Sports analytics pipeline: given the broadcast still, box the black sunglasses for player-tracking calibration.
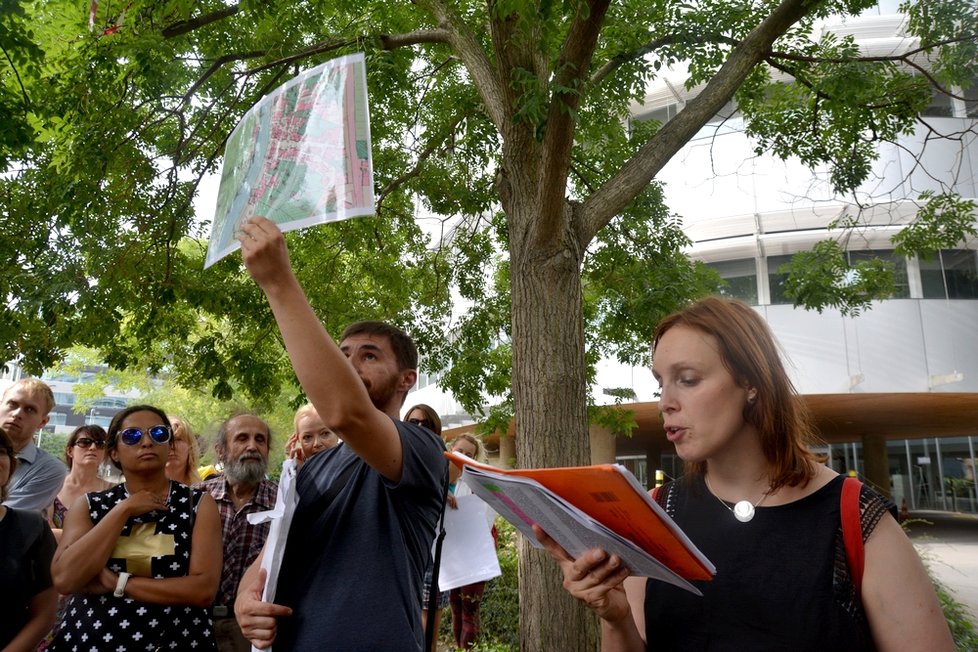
[74,438,106,449]
[407,417,433,429]
[119,425,172,446]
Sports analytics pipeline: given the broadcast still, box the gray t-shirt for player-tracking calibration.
[274,419,447,651]
[4,441,67,511]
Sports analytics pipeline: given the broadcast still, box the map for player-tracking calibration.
[205,53,374,268]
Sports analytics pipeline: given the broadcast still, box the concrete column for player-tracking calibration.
[862,432,891,499]
[589,426,616,465]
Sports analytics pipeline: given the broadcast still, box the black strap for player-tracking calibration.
[424,470,449,652]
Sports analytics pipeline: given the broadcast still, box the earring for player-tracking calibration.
[747,390,757,404]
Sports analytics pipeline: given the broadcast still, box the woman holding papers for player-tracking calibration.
[49,405,222,652]
[537,297,952,651]
[446,434,497,649]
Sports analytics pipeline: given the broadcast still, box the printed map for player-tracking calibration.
[206,53,373,268]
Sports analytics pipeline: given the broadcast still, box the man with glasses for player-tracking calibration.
[196,414,277,652]
[0,379,66,510]
[234,216,447,652]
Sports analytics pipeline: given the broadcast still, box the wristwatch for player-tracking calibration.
[114,571,132,598]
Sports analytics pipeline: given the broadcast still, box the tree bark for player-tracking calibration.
[507,191,600,650]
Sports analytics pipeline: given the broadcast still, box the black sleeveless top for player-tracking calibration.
[646,474,890,651]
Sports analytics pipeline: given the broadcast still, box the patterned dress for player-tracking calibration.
[51,482,216,652]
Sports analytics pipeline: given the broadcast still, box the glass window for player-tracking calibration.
[920,249,978,299]
[53,392,74,406]
[47,412,68,426]
[767,254,795,304]
[708,259,758,305]
[965,75,978,118]
[922,90,954,117]
[847,249,910,299]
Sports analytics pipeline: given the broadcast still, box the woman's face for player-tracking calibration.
[407,410,434,430]
[297,412,338,460]
[451,438,478,458]
[652,325,754,464]
[450,438,478,483]
[68,433,106,469]
[111,410,171,474]
[166,429,191,477]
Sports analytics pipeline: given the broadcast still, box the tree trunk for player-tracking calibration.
[508,196,600,651]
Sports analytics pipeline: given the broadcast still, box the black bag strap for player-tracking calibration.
[424,468,450,652]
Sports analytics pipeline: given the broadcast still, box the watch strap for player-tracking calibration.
[114,571,132,598]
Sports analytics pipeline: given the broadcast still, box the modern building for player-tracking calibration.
[415,3,978,513]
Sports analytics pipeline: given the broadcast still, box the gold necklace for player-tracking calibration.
[704,474,771,523]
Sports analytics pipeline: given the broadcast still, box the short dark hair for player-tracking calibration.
[340,321,418,371]
[215,413,271,460]
[105,405,172,470]
[0,427,18,502]
[65,424,109,469]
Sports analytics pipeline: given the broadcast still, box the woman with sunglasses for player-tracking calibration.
[49,405,222,652]
[47,424,113,542]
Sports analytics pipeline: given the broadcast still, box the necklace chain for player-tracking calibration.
[704,474,770,523]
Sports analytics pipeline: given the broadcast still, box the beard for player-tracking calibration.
[362,373,401,410]
[223,452,267,487]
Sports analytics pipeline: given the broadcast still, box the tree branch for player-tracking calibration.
[161,5,242,39]
[182,50,267,104]
[0,43,31,113]
[580,0,815,243]
[243,29,450,76]
[538,0,611,248]
[376,112,467,212]
[591,34,740,87]
[417,0,509,138]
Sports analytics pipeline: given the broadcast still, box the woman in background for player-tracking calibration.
[446,434,497,650]
[49,424,113,541]
[166,415,202,486]
[289,403,340,466]
[0,427,57,651]
[50,405,222,651]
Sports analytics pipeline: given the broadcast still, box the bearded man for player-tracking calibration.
[196,414,277,652]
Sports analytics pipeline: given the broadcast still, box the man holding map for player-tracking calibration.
[232,216,447,650]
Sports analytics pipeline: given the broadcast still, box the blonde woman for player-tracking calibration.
[166,416,202,486]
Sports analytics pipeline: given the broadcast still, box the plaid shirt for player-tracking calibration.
[196,475,278,608]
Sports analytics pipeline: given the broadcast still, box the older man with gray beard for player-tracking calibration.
[196,414,277,652]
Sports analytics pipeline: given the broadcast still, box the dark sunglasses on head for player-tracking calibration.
[74,438,106,449]
[119,425,172,446]
[407,418,433,429]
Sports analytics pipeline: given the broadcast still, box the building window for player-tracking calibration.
[767,254,795,304]
[920,249,978,299]
[48,412,68,426]
[847,250,910,299]
[708,259,758,305]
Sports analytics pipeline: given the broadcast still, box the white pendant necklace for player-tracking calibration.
[704,474,770,523]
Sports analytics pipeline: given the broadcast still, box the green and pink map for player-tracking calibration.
[206,53,373,268]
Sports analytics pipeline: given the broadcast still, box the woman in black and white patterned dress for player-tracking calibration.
[50,405,222,652]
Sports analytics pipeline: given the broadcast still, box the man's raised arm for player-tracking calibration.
[238,216,405,481]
